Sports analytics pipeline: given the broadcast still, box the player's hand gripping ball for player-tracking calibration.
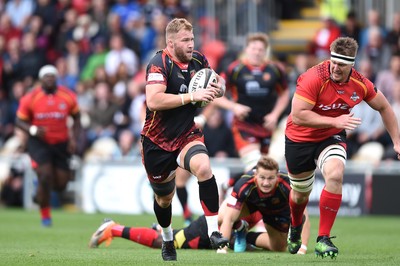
[188,68,218,107]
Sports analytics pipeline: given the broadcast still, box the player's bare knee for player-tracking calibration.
[325,174,343,193]
[53,182,68,192]
[156,197,173,208]
[291,190,309,204]
[325,169,343,183]
[323,161,344,191]
[154,191,174,208]
[38,175,51,188]
[193,163,212,180]
[272,241,287,252]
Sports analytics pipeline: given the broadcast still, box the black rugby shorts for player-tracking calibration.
[285,131,346,175]
[141,136,179,183]
[27,137,71,170]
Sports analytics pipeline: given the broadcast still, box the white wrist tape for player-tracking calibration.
[29,125,38,136]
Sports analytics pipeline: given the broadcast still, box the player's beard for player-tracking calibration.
[175,46,192,63]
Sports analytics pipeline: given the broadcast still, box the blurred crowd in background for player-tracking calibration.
[1,0,400,207]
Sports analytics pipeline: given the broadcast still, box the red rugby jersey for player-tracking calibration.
[286,60,377,143]
[17,86,79,144]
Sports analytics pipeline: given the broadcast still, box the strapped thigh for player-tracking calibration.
[181,144,208,171]
[317,144,347,174]
[289,172,315,193]
[150,177,176,197]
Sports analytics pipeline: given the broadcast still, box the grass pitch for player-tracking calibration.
[0,208,399,266]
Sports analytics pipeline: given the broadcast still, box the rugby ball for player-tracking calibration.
[188,68,218,107]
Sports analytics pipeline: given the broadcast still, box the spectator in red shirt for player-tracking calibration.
[308,17,341,61]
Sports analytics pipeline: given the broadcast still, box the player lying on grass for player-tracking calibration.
[88,211,308,254]
[89,214,238,250]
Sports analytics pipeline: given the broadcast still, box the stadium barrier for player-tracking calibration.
[370,173,400,215]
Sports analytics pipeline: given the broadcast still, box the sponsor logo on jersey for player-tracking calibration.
[148,73,164,82]
[179,84,188,94]
[59,103,66,110]
[350,92,360,101]
[271,197,280,205]
[332,135,342,141]
[317,103,350,111]
[35,112,66,120]
[243,74,254,80]
[149,64,162,73]
[263,73,271,81]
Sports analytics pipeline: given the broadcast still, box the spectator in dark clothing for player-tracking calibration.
[53,7,78,54]
[0,90,12,144]
[89,0,109,36]
[340,10,362,44]
[105,13,141,60]
[386,12,400,54]
[158,0,190,20]
[0,166,24,207]
[32,0,57,37]
[2,37,22,92]
[86,82,120,145]
[3,81,26,142]
[203,108,237,158]
[19,32,46,87]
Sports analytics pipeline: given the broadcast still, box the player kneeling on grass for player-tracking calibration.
[218,155,310,254]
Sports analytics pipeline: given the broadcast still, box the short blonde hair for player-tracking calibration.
[256,155,279,171]
[246,32,269,48]
[165,18,193,41]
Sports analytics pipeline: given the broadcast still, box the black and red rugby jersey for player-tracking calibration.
[228,172,291,217]
[142,49,211,151]
[225,59,288,124]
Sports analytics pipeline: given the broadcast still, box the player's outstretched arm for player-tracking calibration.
[218,204,241,253]
[298,208,311,255]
